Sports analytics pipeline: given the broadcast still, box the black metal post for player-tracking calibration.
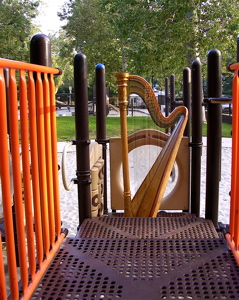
[191,59,203,217]
[74,53,92,226]
[182,67,191,138]
[182,67,191,213]
[131,98,134,116]
[237,35,239,63]
[205,49,222,226]
[165,77,169,117]
[30,34,52,67]
[95,63,109,215]
[170,74,175,132]
[170,74,175,113]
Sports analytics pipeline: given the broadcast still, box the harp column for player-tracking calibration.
[115,72,133,217]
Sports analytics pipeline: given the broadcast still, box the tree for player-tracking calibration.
[101,0,239,90]
[58,0,239,93]
[0,0,40,61]
[48,30,75,93]
[58,0,122,93]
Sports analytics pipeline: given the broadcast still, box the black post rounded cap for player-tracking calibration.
[74,53,87,61]
[30,34,52,66]
[96,63,105,69]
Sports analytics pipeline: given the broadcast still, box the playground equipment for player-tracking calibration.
[0,34,67,299]
[1,34,239,299]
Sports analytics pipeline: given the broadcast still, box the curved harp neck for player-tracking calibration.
[128,75,188,127]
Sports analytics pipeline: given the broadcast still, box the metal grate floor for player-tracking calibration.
[32,237,239,300]
[111,212,196,218]
[77,216,219,239]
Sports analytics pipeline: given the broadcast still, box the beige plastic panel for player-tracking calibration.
[110,129,189,211]
[89,142,102,169]
[89,142,104,217]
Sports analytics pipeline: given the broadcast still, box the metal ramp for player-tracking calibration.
[31,214,239,300]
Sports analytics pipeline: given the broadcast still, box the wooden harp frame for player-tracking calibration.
[115,72,188,217]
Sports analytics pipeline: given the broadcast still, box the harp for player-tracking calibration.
[115,72,188,217]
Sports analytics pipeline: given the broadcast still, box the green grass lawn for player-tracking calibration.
[57,116,232,141]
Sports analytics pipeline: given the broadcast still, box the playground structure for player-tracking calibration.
[0,34,239,299]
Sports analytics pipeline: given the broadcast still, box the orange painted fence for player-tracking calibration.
[0,58,67,299]
[226,62,239,265]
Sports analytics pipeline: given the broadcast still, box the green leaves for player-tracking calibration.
[56,0,239,94]
[0,0,40,60]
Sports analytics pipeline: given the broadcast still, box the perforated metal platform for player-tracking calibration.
[111,212,196,218]
[31,237,239,299]
[77,216,219,239]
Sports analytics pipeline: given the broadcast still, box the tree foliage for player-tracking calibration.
[58,0,239,92]
[101,0,239,83]
[0,0,40,60]
[49,30,75,93]
[58,0,122,90]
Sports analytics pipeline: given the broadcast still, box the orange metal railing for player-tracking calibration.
[0,58,67,299]
[226,62,239,265]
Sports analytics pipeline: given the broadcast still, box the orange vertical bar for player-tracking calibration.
[36,72,50,256]
[0,233,7,300]
[43,73,55,245]
[28,71,44,266]
[0,68,19,299]
[49,74,61,236]
[231,72,239,247]
[19,70,36,280]
[225,234,239,265]
[234,72,239,249]
[226,64,239,265]
[9,68,29,292]
[230,73,237,238]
